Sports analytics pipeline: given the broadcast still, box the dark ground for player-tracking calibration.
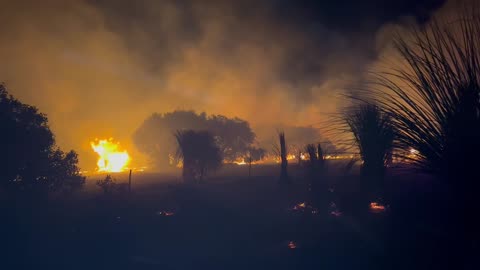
[1,162,473,269]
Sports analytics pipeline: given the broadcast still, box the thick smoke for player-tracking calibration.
[0,0,444,169]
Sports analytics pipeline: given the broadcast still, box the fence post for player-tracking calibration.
[128,169,132,193]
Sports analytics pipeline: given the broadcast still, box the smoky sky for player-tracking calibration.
[0,0,445,169]
[89,0,444,91]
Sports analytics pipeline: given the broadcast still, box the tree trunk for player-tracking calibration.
[279,132,289,183]
[182,158,195,183]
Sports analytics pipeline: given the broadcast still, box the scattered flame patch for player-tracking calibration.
[290,202,318,214]
[91,138,131,172]
[234,158,247,165]
[293,202,306,210]
[370,202,387,213]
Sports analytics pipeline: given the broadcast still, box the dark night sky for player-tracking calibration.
[0,0,447,168]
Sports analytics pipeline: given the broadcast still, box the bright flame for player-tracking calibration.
[234,158,247,165]
[91,138,131,172]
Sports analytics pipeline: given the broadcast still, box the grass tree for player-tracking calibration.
[305,144,318,171]
[305,143,327,176]
[343,103,394,201]
[175,130,222,183]
[365,5,480,249]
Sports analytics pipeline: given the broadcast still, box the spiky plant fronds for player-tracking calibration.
[364,6,480,251]
[367,6,480,192]
[306,144,317,166]
[175,130,222,183]
[344,104,394,179]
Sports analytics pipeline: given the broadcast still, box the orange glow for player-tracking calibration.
[90,138,131,172]
[234,158,247,165]
[290,202,318,214]
[293,202,306,210]
[406,148,420,161]
[370,202,386,213]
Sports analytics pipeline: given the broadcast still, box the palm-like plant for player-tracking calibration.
[306,144,318,169]
[370,8,480,199]
[343,104,394,198]
[175,130,222,183]
[366,6,480,250]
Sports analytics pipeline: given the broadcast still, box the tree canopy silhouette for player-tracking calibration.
[133,110,256,168]
[0,84,84,194]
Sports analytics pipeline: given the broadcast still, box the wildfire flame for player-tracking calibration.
[369,202,387,213]
[91,138,131,172]
[234,158,247,165]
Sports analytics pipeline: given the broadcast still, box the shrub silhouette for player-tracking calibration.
[96,174,117,194]
[0,84,85,195]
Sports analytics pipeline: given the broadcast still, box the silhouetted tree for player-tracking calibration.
[0,84,85,195]
[133,110,256,168]
[343,104,394,201]
[175,130,222,183]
